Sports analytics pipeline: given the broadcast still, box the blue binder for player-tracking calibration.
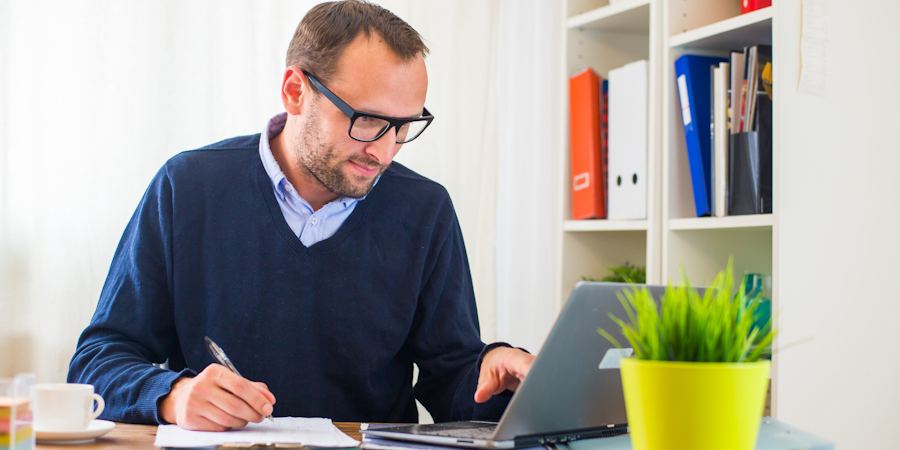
[674,55,727,217]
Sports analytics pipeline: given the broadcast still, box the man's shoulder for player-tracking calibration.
[381,162,446,194]
[164,134,261,175]
[196,134,261,151]
[375,162,458,220]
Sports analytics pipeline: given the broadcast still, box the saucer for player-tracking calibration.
[35,420,116,444]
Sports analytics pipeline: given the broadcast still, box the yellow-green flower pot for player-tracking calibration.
[620,358,770,450]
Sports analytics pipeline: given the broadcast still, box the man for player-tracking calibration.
[68,0,534,432]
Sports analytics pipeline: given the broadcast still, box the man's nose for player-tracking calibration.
[364,126,401,165]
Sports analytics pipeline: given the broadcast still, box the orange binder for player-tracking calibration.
[569,68,606,219]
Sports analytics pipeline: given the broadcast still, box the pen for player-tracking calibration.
[204,336,275,423]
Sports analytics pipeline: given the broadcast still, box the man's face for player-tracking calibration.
[290,33,428,199]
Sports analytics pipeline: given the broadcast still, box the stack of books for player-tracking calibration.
[675,45,773,218]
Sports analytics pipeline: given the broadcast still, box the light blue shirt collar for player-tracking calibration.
[258,113,370,245]
[258,112,362,208]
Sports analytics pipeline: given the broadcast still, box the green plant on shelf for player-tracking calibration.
[582,261,646,284]
[598,259,776,363]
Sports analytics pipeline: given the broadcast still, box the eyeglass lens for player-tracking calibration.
[351,115,429,144]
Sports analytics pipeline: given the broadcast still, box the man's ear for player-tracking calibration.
[281,66,310,115]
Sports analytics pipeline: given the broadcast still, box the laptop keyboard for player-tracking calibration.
[414,422,498,439]
[422,426,497,439]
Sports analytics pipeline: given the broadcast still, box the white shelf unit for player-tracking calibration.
[661,0,776,300]
[661,0,779,416]
[559,0,780,415]
[559,0,663,306]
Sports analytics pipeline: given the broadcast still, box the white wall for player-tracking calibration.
[777,0,900,448]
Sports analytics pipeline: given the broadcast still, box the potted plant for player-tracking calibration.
[598,261,775,450]
[582,261,647,284]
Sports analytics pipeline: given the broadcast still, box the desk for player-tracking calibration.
[35,422,364,450]
[35,420,833,450]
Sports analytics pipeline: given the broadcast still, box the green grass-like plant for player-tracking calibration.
[582,261,646,284]
[598,260,776,363]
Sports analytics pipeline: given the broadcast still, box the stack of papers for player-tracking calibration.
[154,417,360,448]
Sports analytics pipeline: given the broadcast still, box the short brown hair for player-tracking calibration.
[286,0,429,84]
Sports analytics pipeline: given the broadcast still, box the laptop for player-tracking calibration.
[363,282,676,449]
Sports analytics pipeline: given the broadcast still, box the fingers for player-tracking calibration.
[169,364,276,431]
[474,347,536,403]
[179,410,236,432]
[192,396,250,430]
[204,381,266,424]
[474,370,521,403]
[253,381,277,406]
[474,376,499,403]
[503,350,535,380]
[206,367,274,420]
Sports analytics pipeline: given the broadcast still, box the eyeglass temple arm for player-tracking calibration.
[302,71,357,118]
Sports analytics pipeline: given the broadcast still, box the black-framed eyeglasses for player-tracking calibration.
[303,71,434,144]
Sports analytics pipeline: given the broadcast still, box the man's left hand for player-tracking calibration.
[474,347,535,403]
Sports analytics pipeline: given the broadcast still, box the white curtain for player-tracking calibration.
[387,0,501,344]
[495,0,563,353]
[0,0,502,391]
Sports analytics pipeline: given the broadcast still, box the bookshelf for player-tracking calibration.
[560,0,779,415]
[559,0,662,307]
[660,1,776,313]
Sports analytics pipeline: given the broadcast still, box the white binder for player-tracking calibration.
[607,60,648,220]
[714,62,730,217]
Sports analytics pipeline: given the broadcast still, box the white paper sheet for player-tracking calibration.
[154,417,360,448]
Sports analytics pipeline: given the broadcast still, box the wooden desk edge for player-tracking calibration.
[36,422,365,450]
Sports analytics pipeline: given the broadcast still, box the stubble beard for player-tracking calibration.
[292,102,387,199]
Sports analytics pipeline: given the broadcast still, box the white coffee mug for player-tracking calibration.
[33,383,105,431]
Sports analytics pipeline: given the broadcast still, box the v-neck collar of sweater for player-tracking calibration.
[254,148,373,257]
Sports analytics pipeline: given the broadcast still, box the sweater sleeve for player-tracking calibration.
[410,210,513,422]
[67,165,195,424]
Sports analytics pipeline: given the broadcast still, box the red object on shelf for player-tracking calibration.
[568,68,606,220]
[741,0,771,14]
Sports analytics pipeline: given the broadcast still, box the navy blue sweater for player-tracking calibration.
[68,134,510,424]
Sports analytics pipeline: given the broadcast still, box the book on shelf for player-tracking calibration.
[602,79,609,211]
[745,45,772,133]
[713,62,730,218]
[675,54,727,217]
[741,0,772,14]
[737,46,752,133]
[568,68,607,220]
[729,51,745,135]
[710,64,716,216]
[607,60,648,220]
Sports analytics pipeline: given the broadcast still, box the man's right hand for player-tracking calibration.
[159,364,276,431]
